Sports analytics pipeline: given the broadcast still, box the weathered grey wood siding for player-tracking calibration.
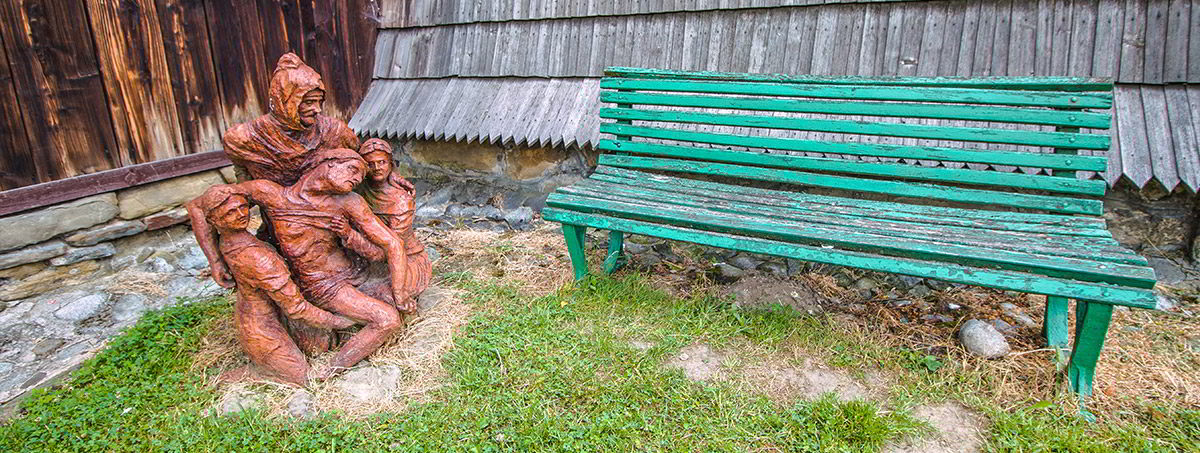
[354,0,1200,192]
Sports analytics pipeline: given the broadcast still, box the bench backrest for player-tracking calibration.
[595,67,1114,216]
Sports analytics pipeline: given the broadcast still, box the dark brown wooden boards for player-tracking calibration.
[0,0,376,192]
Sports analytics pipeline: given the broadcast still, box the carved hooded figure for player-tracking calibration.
[222,52,360,186]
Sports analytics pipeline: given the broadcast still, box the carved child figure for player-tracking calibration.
[187,185,354,386]
[343,138,433,309]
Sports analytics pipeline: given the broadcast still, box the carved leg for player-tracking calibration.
[1067,301,1113,397]
[562,224,588,281]
[318,285,404,376]
[1043,296,1070,368]
[234,301,310,386]
[604,231,625,274]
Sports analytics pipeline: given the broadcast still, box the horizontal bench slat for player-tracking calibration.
[599,123,1109,172]
[596,167,1108,230]
[593,170,1110,239]
[563,181,1144,266]
[604,67,1116,92]
[600,91,1112,129]
[600,78,1113,109]
[566,179,1143,265]
[600,108,1111,150]
[543,208,1155,308]
[598,140,1108,196]
[599,155,1105,215]
[546,192,1155,288]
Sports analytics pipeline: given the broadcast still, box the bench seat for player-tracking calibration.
[544,67,1157,408]
[544,166,1155,309]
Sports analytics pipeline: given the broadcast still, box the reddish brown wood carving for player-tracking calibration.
[187,54,430,386]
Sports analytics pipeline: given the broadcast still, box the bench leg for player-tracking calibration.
[604,231,625,274]
[1043,296,1071,368]
[562,224,588,281]
[1067,301,1113,398]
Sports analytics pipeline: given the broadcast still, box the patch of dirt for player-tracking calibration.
[885,402,987,453]
[666,343,725,381]
[427,223,572,297]
[725,275,832,315]
[667,341,888,404]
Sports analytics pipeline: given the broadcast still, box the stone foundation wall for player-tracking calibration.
[390,139,595,230]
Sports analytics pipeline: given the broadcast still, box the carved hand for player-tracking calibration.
[393,288,416,313]
[329,215,352,236]
[211,262,237,289]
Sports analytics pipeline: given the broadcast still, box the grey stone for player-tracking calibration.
[922,314,954,323]
[49,243,116,266]
[1008,312,1038,329]
[218,165,238,183]
[714,263,745,279]
[426,246,440,263]
[63,219,146,247]
[0,194,118,252]
[166,276,224,301]
[503,206,533,229]
[989,318,1018,335]
[117,171,225,219]
[1192,236,1200,263]
[1155,291,1179,311]
[786,258,807,276]
[926,279,954,291]
[176,245,209,271]
[0,362,11,375]
[32,338,64,357]
[219,388,264,415]
[761,262,788,277]
[908,284,933,299]
[458,205,482,219]
[0,240,68,270]
[959,319,1011,358]
[635,252,662,266]
[624,242,650,255]
[416,285,454,312]
[54,294,108,322]
[729,254,761,271]
[442,204,462,218]
[145,257,174,274]
[0,261,101,301]
[896,275,924,288]
[852,277,881,292]
[479,206,504,220]
[112,294,150,322]
[286,389,316,418]
[336,365,404,402]
[1147,257,1186,285]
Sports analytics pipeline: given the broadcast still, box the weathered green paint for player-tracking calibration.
[599,123,1109,172]
[595,166,1110,231]
[600,91,1112,128]
[545,192,1155,288]
[600,108,1111,150]
[561,180,1145,266]
[605,230,625,273]
[604,67,1116,92]
[1044,296,1071,366]
[600,78,1114,109]
[599,155,1105,215]
[542,208,1156,308]
[1068,302,1114,395]
[561,223,588,281]
[598,140,1108,196]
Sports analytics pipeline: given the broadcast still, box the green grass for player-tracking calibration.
[0,272,1196,452]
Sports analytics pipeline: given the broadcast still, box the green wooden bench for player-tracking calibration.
[542,66,1157,402]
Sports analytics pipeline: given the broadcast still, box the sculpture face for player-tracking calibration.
[211,195,251,231]
[364,153,391,183]
[321,159,366,194]
[297,90,325,128]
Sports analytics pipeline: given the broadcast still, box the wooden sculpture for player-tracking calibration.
[188,53,431,386]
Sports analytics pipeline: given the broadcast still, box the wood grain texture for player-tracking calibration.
[0,0,119,182]
[0,20,32,190]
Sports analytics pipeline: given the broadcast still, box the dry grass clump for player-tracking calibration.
[425,223,572,296]
[107,271,169,298]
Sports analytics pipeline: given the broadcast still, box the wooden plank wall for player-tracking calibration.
[0,0,379,191]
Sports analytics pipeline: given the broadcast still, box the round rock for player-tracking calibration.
[958,319,1011,359]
